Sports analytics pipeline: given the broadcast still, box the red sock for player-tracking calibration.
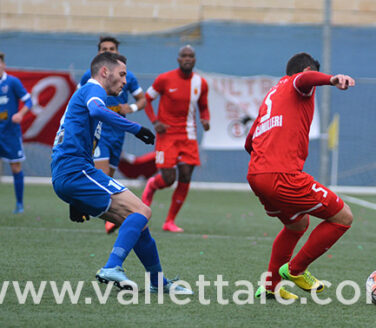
[165,182,190,223]
[266,224,308,291]
[289,221,350,275]
[151,173,167,190]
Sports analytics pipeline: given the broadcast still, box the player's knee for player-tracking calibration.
[10,162,22,174]
[163,176,175,186]
[341,204,353,226]
[329,203,353,226]
[137,203,152,220]
[286,214,309,232]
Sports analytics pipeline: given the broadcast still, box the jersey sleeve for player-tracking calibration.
[78,69,91,89]
[146,74,165,100]
[144,74,165,122]
[293,71,332,96]
[13,77,32,108]
[198,77,210,121]
[126,71,143,96]
[85,85,141,135]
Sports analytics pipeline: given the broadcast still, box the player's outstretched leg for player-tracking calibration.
[133,227,193,294]
[142,173,167,206]
[279,263,324,292]
[96,213,148,290]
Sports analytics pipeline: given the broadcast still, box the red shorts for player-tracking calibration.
[247,172,344,225]
[155,134,200,168]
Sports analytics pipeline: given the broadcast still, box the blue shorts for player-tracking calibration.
[93,133,123,169]
[0,135,25,162]
[52,166,127,217]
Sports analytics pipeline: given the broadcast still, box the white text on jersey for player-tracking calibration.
[253,115,283,139]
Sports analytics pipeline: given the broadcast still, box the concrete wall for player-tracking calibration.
[1,22,376,185]
[1,0,376,34]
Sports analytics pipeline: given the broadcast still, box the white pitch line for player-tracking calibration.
[1,225,375,245]
[0,225,271,241]
[341,195,376,211]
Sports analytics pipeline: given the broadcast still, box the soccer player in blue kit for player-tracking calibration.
[51,52,192,294]
[0,52,33,214]
[79,35,146,234]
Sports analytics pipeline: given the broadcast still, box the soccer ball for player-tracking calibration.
[366,271,376,304]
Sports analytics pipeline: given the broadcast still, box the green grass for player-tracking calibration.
[1,183,376,327]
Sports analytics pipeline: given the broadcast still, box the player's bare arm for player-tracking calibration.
[11,105,30,124]
[330,74,355,90]
[119,92,146,115]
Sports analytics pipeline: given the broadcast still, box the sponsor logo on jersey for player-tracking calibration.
[108,105,121,113]
[1,85,9,93]
[94,121,102,140]
[0,95,9,105]
[0,110,8,120]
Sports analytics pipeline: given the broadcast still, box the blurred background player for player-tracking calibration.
[245,52,355,300]
[78,36,146,234]
[51,52,192,294]
[142,45,210,232]
[0,52,33,214]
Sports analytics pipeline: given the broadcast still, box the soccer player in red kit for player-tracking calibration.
[142,45,210,232]
[245,53,355,300]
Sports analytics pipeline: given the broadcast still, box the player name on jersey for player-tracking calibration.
[253,115,283,139]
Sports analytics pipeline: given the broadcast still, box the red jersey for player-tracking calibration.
[145,68,209,139]
[246,71,332,174]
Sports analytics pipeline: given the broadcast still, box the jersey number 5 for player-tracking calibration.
[260,89,276,123]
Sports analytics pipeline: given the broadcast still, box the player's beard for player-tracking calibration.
[107,76,122,96]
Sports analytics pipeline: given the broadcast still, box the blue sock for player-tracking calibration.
[133,228,168,286]
[13,171,24,205]
[104,213,148,269]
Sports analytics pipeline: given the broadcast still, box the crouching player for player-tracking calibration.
[51,52,192,294]
[246,52,355,300]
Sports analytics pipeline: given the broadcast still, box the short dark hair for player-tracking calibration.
[90,52,127,77]
[285,53,320,76]
[0,52,4,62]
[97,36,120,52]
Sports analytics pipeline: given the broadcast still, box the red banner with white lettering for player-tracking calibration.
[7,69,76,146]
[7,69,156,179]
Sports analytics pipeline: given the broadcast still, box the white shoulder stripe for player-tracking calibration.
[132,87,143,96]
[21,93,31,102]
[146,86,159,99]
[87,97,105,107]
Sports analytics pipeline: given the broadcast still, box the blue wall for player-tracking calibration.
[1,22,375,184]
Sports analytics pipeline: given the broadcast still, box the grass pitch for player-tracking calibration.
[1,183,376,327]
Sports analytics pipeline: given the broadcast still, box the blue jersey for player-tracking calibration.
[0,72,32,137]
[79,69,142,144]
[51,79,141,180]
